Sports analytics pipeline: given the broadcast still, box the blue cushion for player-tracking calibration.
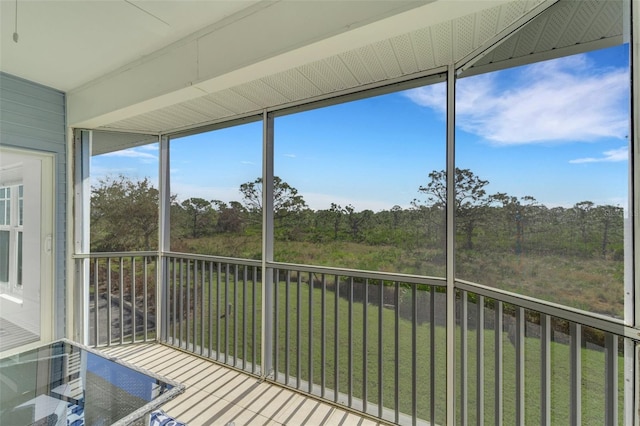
[149,409,187,426]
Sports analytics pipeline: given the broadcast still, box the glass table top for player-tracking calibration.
[0,340,184,426]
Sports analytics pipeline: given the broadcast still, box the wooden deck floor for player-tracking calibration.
[0,317,39,352]
[101,343,386,426]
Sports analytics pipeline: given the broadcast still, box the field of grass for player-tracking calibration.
[456,250,624,318]
[168,268,624,425]
[180,233,625,318]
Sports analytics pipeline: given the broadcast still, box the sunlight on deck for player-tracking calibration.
[101,344,385,426]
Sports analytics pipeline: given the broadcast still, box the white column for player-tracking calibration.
[445,64,456,426]
[628,1,639,424]
[158,135,170,341]
[261,110,275,377]
[73,129,91,345]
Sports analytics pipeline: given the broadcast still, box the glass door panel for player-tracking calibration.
[0,148,54,353]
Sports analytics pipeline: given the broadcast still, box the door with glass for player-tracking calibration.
[0,148,54,353]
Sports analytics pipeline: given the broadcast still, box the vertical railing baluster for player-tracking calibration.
[179,258,184,348]
[162,257,168,343]
[159,256,164,343]
[186,259,191,351]
[297,273,302,390]
[252,266,257,374]
[461,290,468,426]
[119,257,124,344]
[243,265,248,371]
[234,265,239,366]
[225,263,230,364]
[363,279,368,414]
[334,276,340,403]
[605,333,618,426]
[274,269,280,379]
[200,260,205,356]
[131,256,136,343]
[378,279,384,419]
[193,260,198,352]
[570,323,582,426]
[540,314,551,426]
[321,274,327,398]
[348,277,353,406]
[430,285,436,425]
[285,270,290,385]
[107,258,112,346]
[495,300,503,426]
[194,260,199,352]
[172,258,177,343]
[209,261,214,359]
[477,294,485,425]
[93,258,99,346]
[412,283,417,425]
[171,257,178,345]
[308,271,314,394]
[143,256,148,342]
[216,262,221,361]
[394,281,400,424]
[516,307,525,425]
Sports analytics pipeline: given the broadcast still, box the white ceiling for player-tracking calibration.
[0,0,426,92]
[0,0,626,144]
[0,0,263,90]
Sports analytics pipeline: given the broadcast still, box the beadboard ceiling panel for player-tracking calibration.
[97,0,623,136]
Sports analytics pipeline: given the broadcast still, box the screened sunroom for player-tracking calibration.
[0,0,639,425]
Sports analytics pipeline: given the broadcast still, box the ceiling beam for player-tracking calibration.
[68,1,518,129]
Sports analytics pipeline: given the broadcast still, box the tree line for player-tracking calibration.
[90,169,624,261]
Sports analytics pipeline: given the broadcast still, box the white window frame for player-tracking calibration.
[0,183,23,296]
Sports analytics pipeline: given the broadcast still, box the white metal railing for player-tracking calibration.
[268,262,447,425]
[162,252,262,375]
[75,252,159,347]
[455,280,633,425]
[76,251,637,425]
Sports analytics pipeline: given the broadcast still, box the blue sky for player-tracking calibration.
[93,44,630,212]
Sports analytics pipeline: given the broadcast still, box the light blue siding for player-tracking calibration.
[0,72,66,339]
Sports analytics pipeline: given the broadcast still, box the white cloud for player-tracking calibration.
[135,144,159,152]
[240,161,255,165]
[404,82,446,112]
[283,154,296,158]
[569,146,628,164]
[102,148,157,161]
[405,54,629,145]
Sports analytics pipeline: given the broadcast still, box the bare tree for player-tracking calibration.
[416,168,491,249]
[239,176,307,219]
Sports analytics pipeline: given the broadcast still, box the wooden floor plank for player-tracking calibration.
[100,343,385,426]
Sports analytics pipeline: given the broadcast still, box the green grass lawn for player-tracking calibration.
[456,318,625,425]
[169,268,624,425]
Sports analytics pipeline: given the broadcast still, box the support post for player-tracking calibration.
[445,64,456,426]
[261,110,275,377]
[628,1,638,424]
[158,135,170,341]
[73,129,91,345]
